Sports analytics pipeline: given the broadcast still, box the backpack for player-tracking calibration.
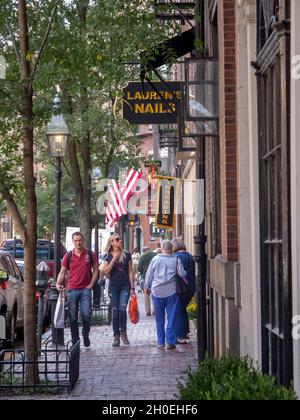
[66,250,94,271]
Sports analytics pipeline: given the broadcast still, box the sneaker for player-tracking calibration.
[166,344,176,350]
[120,331,130,345]
[177,338,187,345]
[83,336,90,348]
[157,344,165,349]
[112,335,120,347]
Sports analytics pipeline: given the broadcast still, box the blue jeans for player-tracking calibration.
[177,291,195,339]
[109,285,130,336]
[152,294,181,346]
[67,288,92,344]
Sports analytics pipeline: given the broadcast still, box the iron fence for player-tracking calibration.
[0,339,80,395]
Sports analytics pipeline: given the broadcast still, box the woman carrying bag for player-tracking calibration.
[100,234,135,347]
[145,240,187,350]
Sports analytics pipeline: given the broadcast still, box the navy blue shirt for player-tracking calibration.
[104,252,131,288]
[174,251,196,295]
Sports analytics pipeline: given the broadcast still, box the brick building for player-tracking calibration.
[125,125,162,253]
[151,0,300,395]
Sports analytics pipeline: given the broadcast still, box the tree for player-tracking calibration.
[0,0,59,384]
[31,0,171,248]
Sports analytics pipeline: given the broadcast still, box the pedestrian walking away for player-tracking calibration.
[145,240,187,349]
[100,234,135,347]
[172,238,196,344]
[131,248,140,285]
[56,232,99,348]
[138,246,156,316]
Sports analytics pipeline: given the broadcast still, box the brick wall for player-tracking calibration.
[218,0,239,262]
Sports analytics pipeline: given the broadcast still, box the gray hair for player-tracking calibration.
[172,238,187,253]
[161,240,173,254]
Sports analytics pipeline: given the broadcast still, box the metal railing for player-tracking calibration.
[0,340,80,395]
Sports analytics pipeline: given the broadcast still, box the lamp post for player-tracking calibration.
[46,94,69,346]
[92,169,101,306]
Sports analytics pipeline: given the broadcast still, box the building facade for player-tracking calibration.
[153,0,300,394]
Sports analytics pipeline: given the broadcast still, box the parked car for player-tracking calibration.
[0,250,24,345]
[16,260,52,329]
[1,239,67,331]
[1,238,67,279]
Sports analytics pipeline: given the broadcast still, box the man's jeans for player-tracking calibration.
[152,293,180,346]
[67,288,92,344]
[109,285,130,336]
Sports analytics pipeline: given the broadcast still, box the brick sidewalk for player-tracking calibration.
[68,291,197,400]
[1,294,198,400]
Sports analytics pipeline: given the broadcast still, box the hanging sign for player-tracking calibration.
[150,222,166,237]
[155,176,180,229]
[123,82,182,124]
[144,160,162,168]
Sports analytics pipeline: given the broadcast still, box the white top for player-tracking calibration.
[145,254,187,298]
[132,252,140,265]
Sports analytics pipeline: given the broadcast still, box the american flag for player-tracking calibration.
[105,169,143,228]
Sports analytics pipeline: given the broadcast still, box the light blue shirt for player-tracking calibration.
[145,254,187,298]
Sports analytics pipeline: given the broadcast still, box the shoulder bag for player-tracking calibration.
[174,257,189,295]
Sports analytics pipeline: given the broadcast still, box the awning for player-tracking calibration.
[140,28,195,80]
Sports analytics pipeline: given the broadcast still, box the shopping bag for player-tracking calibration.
[53,291,65,329]
[128,294,140,324]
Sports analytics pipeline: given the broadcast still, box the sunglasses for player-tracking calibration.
[114,238,121,242]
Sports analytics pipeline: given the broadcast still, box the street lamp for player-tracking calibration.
[46,94,69,346]
[92,168,102,306]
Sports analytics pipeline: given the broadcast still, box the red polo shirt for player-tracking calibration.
[62,249,97,290]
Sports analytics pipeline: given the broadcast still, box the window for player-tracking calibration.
[3,240,54,260]
[2,255,16,277]
[256,0,292,386]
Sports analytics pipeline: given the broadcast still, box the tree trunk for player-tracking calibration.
[18,0,38,384]
[80,196,92,250]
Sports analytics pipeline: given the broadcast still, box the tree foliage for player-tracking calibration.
[2,0,172,246]
[36,164,79,239]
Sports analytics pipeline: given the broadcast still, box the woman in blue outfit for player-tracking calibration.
[172,238,196,344]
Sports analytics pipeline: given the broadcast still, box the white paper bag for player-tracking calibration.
[53,291,65,329]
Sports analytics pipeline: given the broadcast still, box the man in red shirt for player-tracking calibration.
[56,232,99,348]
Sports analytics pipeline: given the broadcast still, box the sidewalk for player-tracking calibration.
[2,294,198,400]
[68,292,197,400]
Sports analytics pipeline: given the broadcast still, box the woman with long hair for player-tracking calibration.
[101,234,135,347]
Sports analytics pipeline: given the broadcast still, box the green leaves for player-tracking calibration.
[36,164,79,238]
[0,0,173,236]
[178,354,297,400]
